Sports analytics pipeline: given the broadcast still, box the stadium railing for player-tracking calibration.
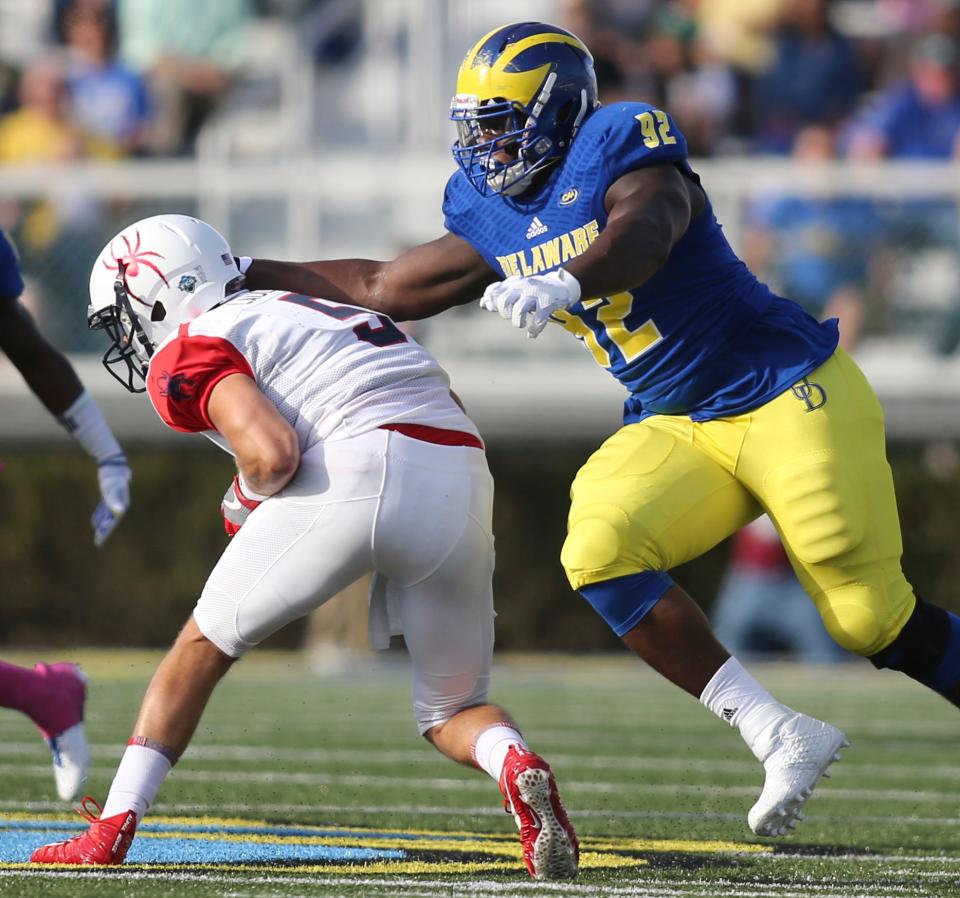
[1,156,959,442]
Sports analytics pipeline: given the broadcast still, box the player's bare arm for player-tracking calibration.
[0,294,130,545]
[206,373,301,496]
[565,164,705,301]
[246,231,498,321]
[0,298,85,414]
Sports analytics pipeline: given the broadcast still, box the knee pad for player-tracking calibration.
[562,503,660,590]
[869,597,960,695]
[816,584,887,655]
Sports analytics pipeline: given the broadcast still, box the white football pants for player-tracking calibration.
[195,427,496,733]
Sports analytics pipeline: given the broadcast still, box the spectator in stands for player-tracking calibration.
[558,0,643,104]
[559,0,735,153]
[117,0,252,155]
[743,126,875,348]
[62,0,152,155]
[0,58,86,164]
[644,2,737,155]
[847,34,960,159]
[846,34,960,353]
[753,0,862,153]
[695,0,782,74]
[0,56,108,348]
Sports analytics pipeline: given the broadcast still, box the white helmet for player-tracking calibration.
[88,214,245,392]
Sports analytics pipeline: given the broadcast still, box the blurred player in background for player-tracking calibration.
[246,22,960,838]
[0,229,131,800]
[31,215,578,880]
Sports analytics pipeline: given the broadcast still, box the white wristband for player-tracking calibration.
[237,256,253,275]
[556,267,582,304]
[59,390,124,464]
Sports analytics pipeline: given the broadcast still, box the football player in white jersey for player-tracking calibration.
[29,214,579,881]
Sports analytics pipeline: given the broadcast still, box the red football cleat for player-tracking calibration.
[499,744,579,879]
[30,797,137,865]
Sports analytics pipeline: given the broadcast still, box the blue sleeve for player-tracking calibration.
[597,103,689,185]
[0,230,24,300]
[442,172,474,243]
[441,174,460,235]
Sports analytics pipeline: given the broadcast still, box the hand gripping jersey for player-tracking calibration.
[146,290,480,448]
[443,102,839,423]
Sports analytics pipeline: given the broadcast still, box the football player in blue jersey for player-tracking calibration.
[244,22,960,838]
[0,228,132,800]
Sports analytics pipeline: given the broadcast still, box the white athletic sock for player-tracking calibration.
[700,657,792,759]
[100,743,174,820]
[472,724,526,783]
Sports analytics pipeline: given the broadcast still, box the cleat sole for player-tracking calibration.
[515,768,578,880]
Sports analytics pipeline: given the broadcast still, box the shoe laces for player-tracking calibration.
[77,796,103,824]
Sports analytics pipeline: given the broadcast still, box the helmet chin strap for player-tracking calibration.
[113,270,155,360]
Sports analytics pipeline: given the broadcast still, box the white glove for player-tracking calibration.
[93,456,131,546]
[479,268,581,338]
[58,391,131,546]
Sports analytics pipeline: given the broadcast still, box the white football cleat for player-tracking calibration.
[33,663,90,802]
[748,713,848,837]
[48,722,91,802]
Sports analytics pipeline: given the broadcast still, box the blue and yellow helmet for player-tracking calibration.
[450,22,599,197]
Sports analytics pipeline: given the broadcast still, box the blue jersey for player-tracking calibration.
[0,230,25,301]
[443,102,839,423]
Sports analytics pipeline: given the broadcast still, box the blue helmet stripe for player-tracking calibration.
[506,42,590,74]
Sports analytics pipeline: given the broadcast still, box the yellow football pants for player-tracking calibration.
[561,349,916,656]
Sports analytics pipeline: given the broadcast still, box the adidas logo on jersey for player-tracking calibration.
[526,217,548,239]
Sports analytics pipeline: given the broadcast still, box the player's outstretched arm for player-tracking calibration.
[0,298,86,415]
[245,232,498,321]
[565,164,702,301]
[0,297,131,545]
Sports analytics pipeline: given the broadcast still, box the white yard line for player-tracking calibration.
[2,742,958,781]
[0,762,953,804]
[0,870,935,898]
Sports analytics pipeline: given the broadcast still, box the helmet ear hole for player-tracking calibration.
[557,100,574,124]
[150,301,166,322]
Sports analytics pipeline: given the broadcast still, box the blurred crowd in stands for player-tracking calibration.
[1,0,960,357]
[561,0,960,160]
[2,0,958,161]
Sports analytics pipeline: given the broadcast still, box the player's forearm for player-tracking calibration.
[235,439,300,498]
[4,332,85,415]
[246,258,389,311]
[564,216,675,301]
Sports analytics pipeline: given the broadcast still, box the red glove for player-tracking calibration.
[221,474,263,536]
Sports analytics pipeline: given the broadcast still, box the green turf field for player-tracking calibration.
[0,650,957,897]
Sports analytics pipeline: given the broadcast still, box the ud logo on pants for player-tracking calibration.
[791,378,827,412]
